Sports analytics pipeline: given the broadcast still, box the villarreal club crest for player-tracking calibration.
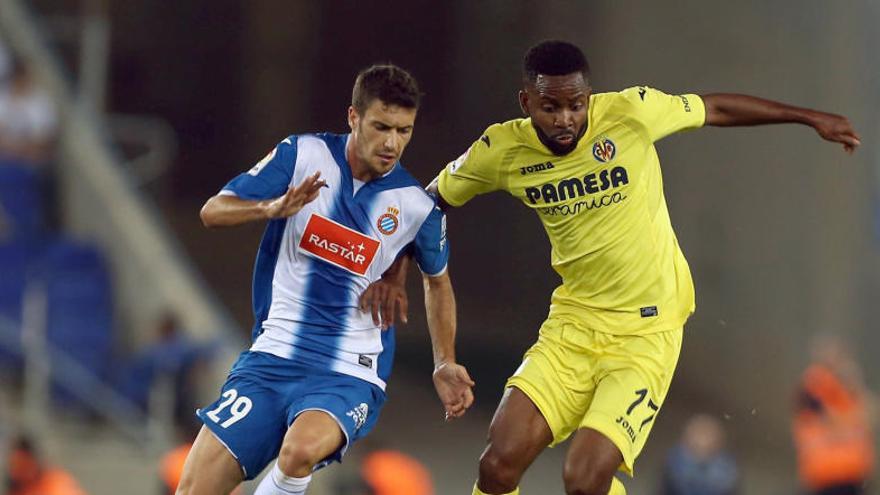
[592,137,616,163]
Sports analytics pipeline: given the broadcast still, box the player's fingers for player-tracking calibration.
[302,183,324,200]
[301,174,324,194]
[381,290,395,329]
[291,172,321,198]
[445,401,464,416]
[303,189,321,204]
[457,368,476,387]
[298,172,317,188]
[839,134,858,153]
[284,183,307,207]
[307,179,327,195]
[448,404,466,418]
[462,388,475,409]
[277,187,304,214]
[370,285,383,327]
[398,292,408,325]
[454,387,472,408]
[304,171,321,186]
[358,285,372,312]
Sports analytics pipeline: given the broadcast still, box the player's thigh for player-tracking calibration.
[564,427,624,490]
[581,327,683,474]
[196,368,289,480]
[177,425,243,495]
[279,410,345,467]
[287,372,386,470]
[485,386,554,464]
[505,318,596,447]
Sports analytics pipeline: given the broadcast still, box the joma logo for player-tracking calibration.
[520,162,555,175]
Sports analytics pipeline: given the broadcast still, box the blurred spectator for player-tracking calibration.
[158,437,242,495]
[661,414,739,495]
[158,418,196,495]
[0,57,57,166]
[333,444,434,495]
[360,449,434,495]
[793,334,875,495]
[159,440,189,495]
[5,434,86,495]
[118,312,214,426]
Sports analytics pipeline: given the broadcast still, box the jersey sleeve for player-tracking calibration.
[620,87,706,142]
[220,136,297,200]
[436,129,501,207]
[412,206,449,276]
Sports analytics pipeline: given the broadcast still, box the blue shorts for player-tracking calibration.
[196,351,386,479]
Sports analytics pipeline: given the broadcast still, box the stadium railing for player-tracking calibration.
[0,308,166,446]
[0,0,244,449]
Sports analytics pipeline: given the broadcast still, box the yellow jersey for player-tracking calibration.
[437,87,706,335]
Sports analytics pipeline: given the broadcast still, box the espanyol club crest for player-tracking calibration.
[377,207,399,235]
[592,137,616,163]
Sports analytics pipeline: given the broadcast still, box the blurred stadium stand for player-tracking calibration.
[41,239,113,405]
[0,165,38,367]
[0,0,242,493]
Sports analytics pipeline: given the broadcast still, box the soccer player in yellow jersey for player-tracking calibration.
[363,40,861,495]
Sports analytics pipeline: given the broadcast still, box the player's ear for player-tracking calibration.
[347,106,358,131]
[518,90,529,116]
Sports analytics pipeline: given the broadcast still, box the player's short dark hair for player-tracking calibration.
[523,40,590,83]
[352,64,421,114]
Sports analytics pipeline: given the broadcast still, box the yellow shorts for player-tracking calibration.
[506,317,682,475]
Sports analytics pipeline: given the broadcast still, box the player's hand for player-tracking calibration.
[263,171,326,219]
[359,278,408,330]
[359,255,410,330]
[432,362,475,421]
[811,112,861,154]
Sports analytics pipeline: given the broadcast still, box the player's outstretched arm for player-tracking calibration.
[359,255,411,329]
[200,172,326,228]
[702,94,861,153]
[423,270,475,420]
[426,176,452,211]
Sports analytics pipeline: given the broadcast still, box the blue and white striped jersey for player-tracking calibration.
[220,133,448,390]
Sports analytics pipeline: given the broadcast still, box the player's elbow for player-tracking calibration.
[701,94,736,126]
[199,197,222,228]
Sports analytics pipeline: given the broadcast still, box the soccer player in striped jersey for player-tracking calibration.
[367,40,860,494]
[176,64,475,495]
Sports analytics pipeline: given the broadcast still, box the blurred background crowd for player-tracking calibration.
[0,1,878,493]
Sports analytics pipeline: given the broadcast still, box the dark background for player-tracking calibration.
[27,1,878,491]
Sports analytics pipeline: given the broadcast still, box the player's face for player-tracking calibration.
[519,72,590,155]
[348,99,416,180]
